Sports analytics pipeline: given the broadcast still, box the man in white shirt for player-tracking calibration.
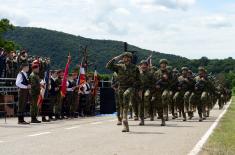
[15,63,31,124]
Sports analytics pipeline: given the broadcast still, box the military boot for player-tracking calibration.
[117,117,122,125]
[199,113,203,122]
[122,120,129,132]
[161,118,166,126]
[31,116,41,123]
[18,116,30,125]
[139,118,145,126]
[183,113,187,121]
[206,111,210,117]
[42,116,50,122]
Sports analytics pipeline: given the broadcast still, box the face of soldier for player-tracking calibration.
[199,70,205,77]
[160,63,167,70]
[52,73,58,79]
[182,70,187,76]
[140,63,148,71]
[122,56,131,65]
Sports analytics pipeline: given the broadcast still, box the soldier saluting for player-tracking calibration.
[16,63,31,124]
[106,52,140,132]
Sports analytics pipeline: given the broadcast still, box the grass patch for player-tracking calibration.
[201,96,235,155]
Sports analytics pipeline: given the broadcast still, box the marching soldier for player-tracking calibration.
[173,67,189,121]
[138,60,155,125]
[29,64,41,123]
[189,67,209,122]
[154,59,171,126]
[106,52,140,132]
[16,63,31,124]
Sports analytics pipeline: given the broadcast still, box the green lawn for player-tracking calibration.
[201,96,235,155]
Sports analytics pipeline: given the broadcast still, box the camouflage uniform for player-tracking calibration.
[153,59,171,126]
[189,67,209,122]
[106,52,140,132]
[139,60,155,125]
[173,67,189,121]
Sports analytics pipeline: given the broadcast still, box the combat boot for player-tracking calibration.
[117,117,122,125]
[199,113,203,122]
[206,111,210,117]
[161,118,166,126]
[18,116,30,125]
[183,113,187,122]
[122,120,129,132]
[31,116,41,123]
[139,118,145,126]
[150,115,154,121]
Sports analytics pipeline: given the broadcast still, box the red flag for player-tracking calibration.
[61,53,71,97]
[78,65,86,85]
[92,70,99,96]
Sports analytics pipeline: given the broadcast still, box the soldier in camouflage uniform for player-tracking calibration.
[189,67,209,122]
[184,70,195,119]
[106,52,140,132]
[138,60,155,125]
[154,59,171,126]
[29,64,41,123]
[173,67,189,121]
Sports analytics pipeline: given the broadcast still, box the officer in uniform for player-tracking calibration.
[106,52,140,132]
[154,59,171,126]
[29,64,41,123]
[55,70,63,119]
[16,63,31,124]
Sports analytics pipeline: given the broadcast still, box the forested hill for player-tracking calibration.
[4,26,235,74]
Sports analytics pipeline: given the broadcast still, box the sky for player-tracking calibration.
[0,0,235,59]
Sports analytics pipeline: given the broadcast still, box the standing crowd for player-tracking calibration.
[0,47,96,124]
[107,52,232,132]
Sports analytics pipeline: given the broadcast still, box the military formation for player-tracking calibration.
[107,52,232,132]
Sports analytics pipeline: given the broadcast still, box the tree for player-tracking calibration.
[0,18,16,51]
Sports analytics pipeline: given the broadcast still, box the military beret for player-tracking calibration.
[139,60,148,65]
[181,67,189,71]
[159,59,168,65]
[122,52,133,58]
[32,64,39,69]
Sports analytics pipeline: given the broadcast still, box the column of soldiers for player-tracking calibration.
[107,52,232,132]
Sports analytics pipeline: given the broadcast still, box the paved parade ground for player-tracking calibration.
[0,103,230,155]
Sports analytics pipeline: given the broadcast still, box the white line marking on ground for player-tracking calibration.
[28,132,51,137]
[65,126,80,130]
[90,122,102,125]
[188,100,232,155]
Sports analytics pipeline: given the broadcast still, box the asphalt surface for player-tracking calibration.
[0,104,229,155]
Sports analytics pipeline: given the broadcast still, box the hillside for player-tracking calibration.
[4,27,189,73]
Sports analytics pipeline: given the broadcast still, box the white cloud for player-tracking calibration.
[0,0,234,59]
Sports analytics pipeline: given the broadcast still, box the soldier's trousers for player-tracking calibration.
[162,89,170,119]
[30,94,39,117]
[118,87,133,122]
[114,90,121,118]
[131,89,139,118]
[55,93,62,116]
[184,91,192,112]
[139,89,153,120]
[189,91,208,117]
[66,91,73,115]
[173,91,186,118]
[70,93,79,115]
[18,89,29,116]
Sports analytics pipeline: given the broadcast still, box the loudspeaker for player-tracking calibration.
[100,88,116,114]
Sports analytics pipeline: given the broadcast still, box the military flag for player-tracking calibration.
[61,53,72,97]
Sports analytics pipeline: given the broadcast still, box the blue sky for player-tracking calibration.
[0,0,234,59]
